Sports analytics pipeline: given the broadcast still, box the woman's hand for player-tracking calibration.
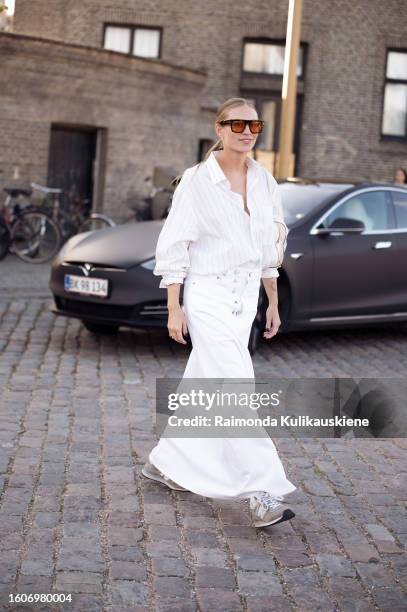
[168,305,188,344]
[263,302,281,340]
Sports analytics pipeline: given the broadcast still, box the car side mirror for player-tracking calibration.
[329,217,365,230]
[314,217,366,234]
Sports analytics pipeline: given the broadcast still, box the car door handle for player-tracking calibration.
[373,241,392,249]
[290,253,304,259]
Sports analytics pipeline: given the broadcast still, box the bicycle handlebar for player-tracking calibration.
[30,182,63,194]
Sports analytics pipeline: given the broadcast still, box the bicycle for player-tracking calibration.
[127,175,175,222]
[30,183,116,241]
[1,186,62,263]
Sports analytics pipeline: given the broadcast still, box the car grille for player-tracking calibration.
[55,296,167,320]
[56,296,134,319]
[63,261,126,272]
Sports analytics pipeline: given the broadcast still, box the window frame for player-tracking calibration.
[102,22,163,60]
[390,187,407,231]
[241,37,307,80]
[380,47,407,142]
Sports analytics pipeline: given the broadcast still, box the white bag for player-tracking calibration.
[266,172,289,269]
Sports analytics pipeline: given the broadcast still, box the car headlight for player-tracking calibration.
[55,240,71,261]
[140,258,156,271]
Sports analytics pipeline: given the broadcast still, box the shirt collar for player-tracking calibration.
[205,149,260,188]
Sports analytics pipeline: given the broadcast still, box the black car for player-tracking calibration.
[49,180,407,353]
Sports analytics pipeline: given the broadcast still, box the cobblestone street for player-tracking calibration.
[0,255,406,611]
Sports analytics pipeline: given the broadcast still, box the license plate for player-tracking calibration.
[64,274,109,298]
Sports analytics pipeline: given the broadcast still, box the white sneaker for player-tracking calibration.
[249,492,295,528]
[141,461,189,491]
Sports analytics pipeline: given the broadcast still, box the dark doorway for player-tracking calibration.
[47,125,97,214]
[198,138,214,162]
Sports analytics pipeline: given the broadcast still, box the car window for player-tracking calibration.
[278,183,349,226]
[323,190,395,231]
[392,190,407,229]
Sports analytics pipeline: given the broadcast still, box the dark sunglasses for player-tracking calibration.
[218,119,265,134]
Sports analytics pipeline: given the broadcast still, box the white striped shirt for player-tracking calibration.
[153,149,287,288]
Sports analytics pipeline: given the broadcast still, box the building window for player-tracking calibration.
[103,24,161,59]
[104,26,131,54]
[242,40,304,77]
[381,49,407,138]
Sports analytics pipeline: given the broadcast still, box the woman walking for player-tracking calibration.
[142,97,297,528]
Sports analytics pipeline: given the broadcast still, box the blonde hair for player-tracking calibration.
[171,96,257,187]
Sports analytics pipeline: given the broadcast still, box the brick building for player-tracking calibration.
[1,0,406,220]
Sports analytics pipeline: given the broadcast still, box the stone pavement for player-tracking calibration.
[0,254,51,298]
[0,256,406,611]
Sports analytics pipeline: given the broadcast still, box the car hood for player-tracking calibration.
[62,220,165,268]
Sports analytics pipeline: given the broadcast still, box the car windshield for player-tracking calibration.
[279,182,354,226]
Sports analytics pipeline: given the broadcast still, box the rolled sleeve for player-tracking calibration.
[153,168,199,289]
[261,267,279,279]
[158,275,185,288]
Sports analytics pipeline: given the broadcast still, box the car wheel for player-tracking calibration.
[277,282,291,328]
[185,334,193,349]
[82,321,119,334]
[248,323,262,355]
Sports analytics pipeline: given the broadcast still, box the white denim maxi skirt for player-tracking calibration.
[149,264,297,500]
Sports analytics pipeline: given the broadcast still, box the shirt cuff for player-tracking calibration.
[261,268,279,279]
[159,275,185,288]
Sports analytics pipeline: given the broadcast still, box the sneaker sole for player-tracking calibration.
[141,466,188,491]
[253,508,296,528]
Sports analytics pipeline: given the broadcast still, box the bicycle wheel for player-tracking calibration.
[0,215,10,261]
[57,209,80,242]
[10,209,62,263]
